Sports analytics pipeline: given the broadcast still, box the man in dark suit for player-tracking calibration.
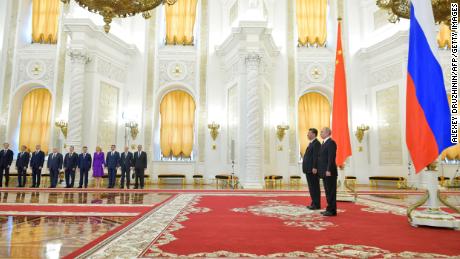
[302,128,321,210]
[0,143,14,187]
[64,146,79,188]
[119,146,133,189]
[78,146,92,188]
[105,145,120,188]
[47,148,63,188]
[133,145,147,189]
[30,145,45,188]
[318,127,338,216]
[15,145,30,187]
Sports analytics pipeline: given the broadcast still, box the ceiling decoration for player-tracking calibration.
[61,0,177,33]
[376,0,456,25]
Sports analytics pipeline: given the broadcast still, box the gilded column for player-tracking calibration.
[198,0,209,163]
[143,14,157,168]
[287,0,297,164]
[0,0,19,140]
[244,54,264,186]
[66,49,90,151]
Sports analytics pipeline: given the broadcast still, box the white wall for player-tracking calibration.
[1,0,453,186]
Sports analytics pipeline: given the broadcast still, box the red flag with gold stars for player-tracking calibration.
[331,20,352,167]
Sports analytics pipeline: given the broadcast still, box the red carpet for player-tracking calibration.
[143,195,460,257]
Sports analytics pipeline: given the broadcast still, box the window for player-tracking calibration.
[32,0,60,44]
[296,0,327,47]
[165,0,198,45]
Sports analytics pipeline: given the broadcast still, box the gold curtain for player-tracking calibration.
[437,22,451,49]
[298,92,331,156]
[19,88,52,153]
[160,90,196,157]
[441,94,460,160]
[165,0,198,45]
[296,0,327,47]
[32,0,60,44]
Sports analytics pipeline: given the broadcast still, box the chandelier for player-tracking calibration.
[61,0,178,33]
[376,0,456,25]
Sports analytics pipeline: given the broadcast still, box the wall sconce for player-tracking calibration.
[355,124,370,152]
[208,122,220,149]
[125,121,139,140]
[276,124,289,151]
[55,120,68,138]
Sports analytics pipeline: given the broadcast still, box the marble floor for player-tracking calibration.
[0,191,173,205]
[0,216,131,258]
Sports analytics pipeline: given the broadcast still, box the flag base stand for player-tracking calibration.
[408,168,460,230]
[336,168,356,202]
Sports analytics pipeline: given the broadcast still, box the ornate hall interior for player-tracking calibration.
[0,0,459,258]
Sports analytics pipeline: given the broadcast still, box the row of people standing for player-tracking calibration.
[0,143,45,188]
[0,143,147,189]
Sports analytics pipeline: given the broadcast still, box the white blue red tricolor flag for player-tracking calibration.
[406,1,454,173]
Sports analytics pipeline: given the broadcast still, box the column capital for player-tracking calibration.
[245,53,262,66]
[68,48,91,64]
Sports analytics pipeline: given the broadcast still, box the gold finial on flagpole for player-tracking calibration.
[337,0,344,21]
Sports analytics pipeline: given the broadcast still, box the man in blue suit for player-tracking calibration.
[78,146,92,188]
[47,147,63,188]
[0,143,14,187]
[105,144,120,188]
[15,145,30,187]
[64,146,79,188]
[30,144,45,188]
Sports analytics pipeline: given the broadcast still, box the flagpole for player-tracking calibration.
[334,14,356,202]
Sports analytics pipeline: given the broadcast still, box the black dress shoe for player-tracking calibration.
[307,205,321,210]
[133,186,138,189]
[322,211,337,216]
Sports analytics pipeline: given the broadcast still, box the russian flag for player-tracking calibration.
[406,1,453,173]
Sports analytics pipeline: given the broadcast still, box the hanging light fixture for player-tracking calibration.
[376,0,456,25]
[61,0,178,33]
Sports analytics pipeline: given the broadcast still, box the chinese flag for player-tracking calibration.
[331,20,352,167]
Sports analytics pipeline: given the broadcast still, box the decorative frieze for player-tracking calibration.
[159,60,196,88]
[16,58,55,88]
[297,61,334,89]
[96,58,126,83]
[369,63,403,86]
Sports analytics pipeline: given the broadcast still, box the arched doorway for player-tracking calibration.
[159,90,196,159]
[298,92,331,156]
[19,88,52,153]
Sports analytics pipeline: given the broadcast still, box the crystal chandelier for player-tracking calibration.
[376,0,456,25]
[61,0,178,33]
